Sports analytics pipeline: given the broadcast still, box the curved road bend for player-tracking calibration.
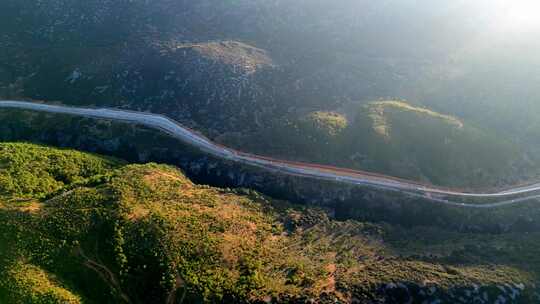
[1,100,540,208]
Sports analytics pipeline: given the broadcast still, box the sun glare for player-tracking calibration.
[496,0,540,32]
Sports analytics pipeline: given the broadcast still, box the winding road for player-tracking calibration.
[2,99,540,208]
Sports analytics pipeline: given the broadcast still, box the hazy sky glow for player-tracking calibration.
[494,0,540,32]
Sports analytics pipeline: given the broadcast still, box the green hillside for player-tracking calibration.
[0,143,121,199]
[248,100,523,188]
[344,101,520,187]
[0,142,539,303]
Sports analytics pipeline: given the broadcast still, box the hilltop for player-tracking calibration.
[0,142,540,303]
[345,101,518,187]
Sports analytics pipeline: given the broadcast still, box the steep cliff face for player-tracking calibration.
[2,109,540,233]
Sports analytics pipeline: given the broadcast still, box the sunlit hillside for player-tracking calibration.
[243,100,524,188]
[1,143,539,303]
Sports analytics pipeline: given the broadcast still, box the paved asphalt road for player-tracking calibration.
[2,100,540,208]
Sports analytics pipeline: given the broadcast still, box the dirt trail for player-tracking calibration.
[77,246,132,303]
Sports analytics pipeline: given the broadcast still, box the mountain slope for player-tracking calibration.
[1,142,540,303]
[2,0,540,188]
[245,100,522,188]
[344,101,519,187]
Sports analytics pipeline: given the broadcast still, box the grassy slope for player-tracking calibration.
[0,143,539,303]
[249,100,521,188]
[345,100,520,187]
[0,142,121,199]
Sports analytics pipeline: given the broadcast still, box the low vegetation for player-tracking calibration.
[0,142,121,199]
[174,41,274,75]
[0,142,539,303]
[344,100,518,187]
[366,100,463,140]
[1,262,82,304]
[246,100,522,188]
[299,111,348,138]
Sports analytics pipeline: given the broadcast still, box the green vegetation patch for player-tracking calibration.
[0,142,122,199]
[0,261,82,304]
[248,100,520,188]
[349,100,518,186]
[368,100,464,139]
[0,143,539,303]
[299,111,348,138]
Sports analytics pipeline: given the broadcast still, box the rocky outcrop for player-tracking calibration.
[369,281,536,304]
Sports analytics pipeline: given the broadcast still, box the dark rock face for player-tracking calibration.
[3,110,540,234]
[369,282,534,304]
